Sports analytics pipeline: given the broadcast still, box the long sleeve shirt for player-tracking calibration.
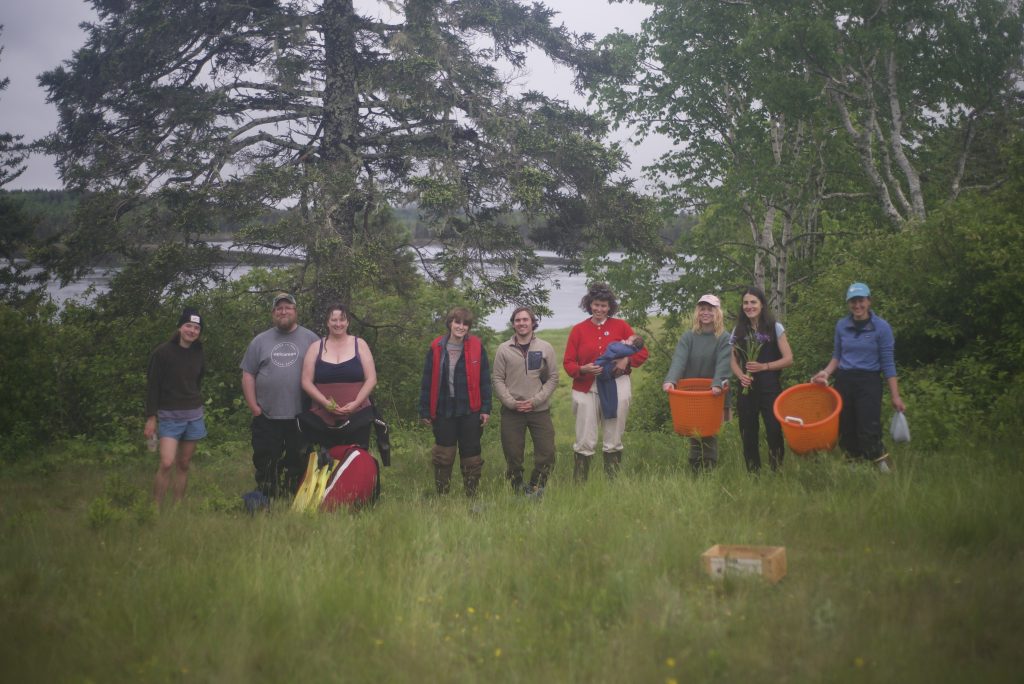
[146,339,205,416]
[492,335,559,412]
[563,317,649,393]
[832,313,898,377]
[663,330,732,390]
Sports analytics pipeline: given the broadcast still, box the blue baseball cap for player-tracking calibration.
[846,282,871,301]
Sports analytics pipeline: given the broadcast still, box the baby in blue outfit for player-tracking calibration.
[595,334,644,419]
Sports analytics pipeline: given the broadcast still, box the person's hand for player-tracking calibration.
[611,358,630,377]
[338,401,360,415]
[739,374,753,388]
[811,370,829,386]
[892,396,906,413]
[420,417,432,426]
[745,361,765,373]
[515,400,533,412]
[580,363,602,376]
[250,404,263,417]
[711,386,723,396]
[143,416,157,439]
[480,413,490,426]
[662,382,674,392]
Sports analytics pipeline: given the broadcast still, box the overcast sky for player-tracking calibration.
[0,0,665,191]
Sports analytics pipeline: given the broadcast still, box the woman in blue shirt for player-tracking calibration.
[812,283,906,471]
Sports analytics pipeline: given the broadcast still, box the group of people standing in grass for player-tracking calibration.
[661,282,904,477]
[143,280,905,507]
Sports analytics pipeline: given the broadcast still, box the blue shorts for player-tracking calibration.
[158,416,207,441]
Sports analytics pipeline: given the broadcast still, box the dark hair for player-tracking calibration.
[445,306,475,330]
[733,286,777,346]
[510,306,539,331]
[579,282,619,317]
[324,303,350,323]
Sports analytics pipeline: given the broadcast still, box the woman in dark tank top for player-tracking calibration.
[314,336,366,384]
[730,286,793,473]
[301,304,378,447]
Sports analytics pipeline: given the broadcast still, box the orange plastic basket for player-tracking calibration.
[667,378,725,438]
[772,383,843,455]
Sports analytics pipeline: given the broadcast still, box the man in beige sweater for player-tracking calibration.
[492,307,560,495]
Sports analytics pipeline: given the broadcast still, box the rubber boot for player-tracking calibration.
[529,466,550,490]
[434,464,454,494]
[573,452,591,482]
[431,445,457,495]
[461,456,484,497]
[603,450,622,479]
[523,467,549,499]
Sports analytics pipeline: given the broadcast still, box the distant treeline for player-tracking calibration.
[3,189,694,246]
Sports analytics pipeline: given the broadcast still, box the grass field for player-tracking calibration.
[2,329,1023,683]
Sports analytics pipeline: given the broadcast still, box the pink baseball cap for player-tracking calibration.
[697,294,721,307]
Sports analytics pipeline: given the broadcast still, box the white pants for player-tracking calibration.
[572,375,632,455]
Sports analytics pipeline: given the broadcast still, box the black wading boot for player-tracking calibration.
[573,452,591,482]
[603,450,622,479]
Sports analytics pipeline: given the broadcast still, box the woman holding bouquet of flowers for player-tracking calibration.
[730,287,793,473]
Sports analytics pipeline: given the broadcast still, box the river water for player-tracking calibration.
[42,245,675,331]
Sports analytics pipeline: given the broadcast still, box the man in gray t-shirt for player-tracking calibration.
[241,293,319,496]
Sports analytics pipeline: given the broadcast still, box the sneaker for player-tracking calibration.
[874,454,892,473]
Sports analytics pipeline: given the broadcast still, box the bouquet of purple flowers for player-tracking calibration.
[731,330,771,394]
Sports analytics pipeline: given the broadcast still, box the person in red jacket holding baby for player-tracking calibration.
[563,283,649,481]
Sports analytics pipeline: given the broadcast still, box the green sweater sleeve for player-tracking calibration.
[712,333,732,389]
[664,333,693,385]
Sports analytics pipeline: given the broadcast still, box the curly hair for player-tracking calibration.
[579,282,620,317]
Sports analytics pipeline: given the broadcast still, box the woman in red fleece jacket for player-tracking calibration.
[563,283,648,481]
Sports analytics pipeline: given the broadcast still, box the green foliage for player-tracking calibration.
[0,300,62,454]
[780,135,1024,447]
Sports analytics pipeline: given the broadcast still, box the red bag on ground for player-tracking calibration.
[320,444,380,510]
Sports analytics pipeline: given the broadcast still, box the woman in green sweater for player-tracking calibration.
[662,295,732,472]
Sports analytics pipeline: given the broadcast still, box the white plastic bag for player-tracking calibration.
[890,411,910,443]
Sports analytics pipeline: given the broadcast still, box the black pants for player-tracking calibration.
[432,412,483,458]
[737,387,784,472]
[251,414,308,497]
[834,370,884,460]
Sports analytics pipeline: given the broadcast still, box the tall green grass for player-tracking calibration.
[2,329,1022,682]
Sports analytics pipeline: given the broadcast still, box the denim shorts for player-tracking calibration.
[158,416,208,441]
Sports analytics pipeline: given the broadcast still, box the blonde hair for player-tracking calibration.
[690,303,724,336]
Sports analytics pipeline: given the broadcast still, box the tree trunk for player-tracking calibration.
[313,0,362,312]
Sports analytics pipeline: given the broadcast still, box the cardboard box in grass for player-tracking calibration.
[702,544,787,584]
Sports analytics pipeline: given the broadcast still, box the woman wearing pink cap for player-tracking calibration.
[662,294,732,473]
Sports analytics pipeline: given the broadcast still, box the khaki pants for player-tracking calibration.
[500,407,556,484]
[571,376,632,456]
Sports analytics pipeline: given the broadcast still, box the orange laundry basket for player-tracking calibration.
[773,383,843,454]
[667,378,725,438]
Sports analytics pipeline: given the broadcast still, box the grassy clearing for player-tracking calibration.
[2,330,1023,682]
